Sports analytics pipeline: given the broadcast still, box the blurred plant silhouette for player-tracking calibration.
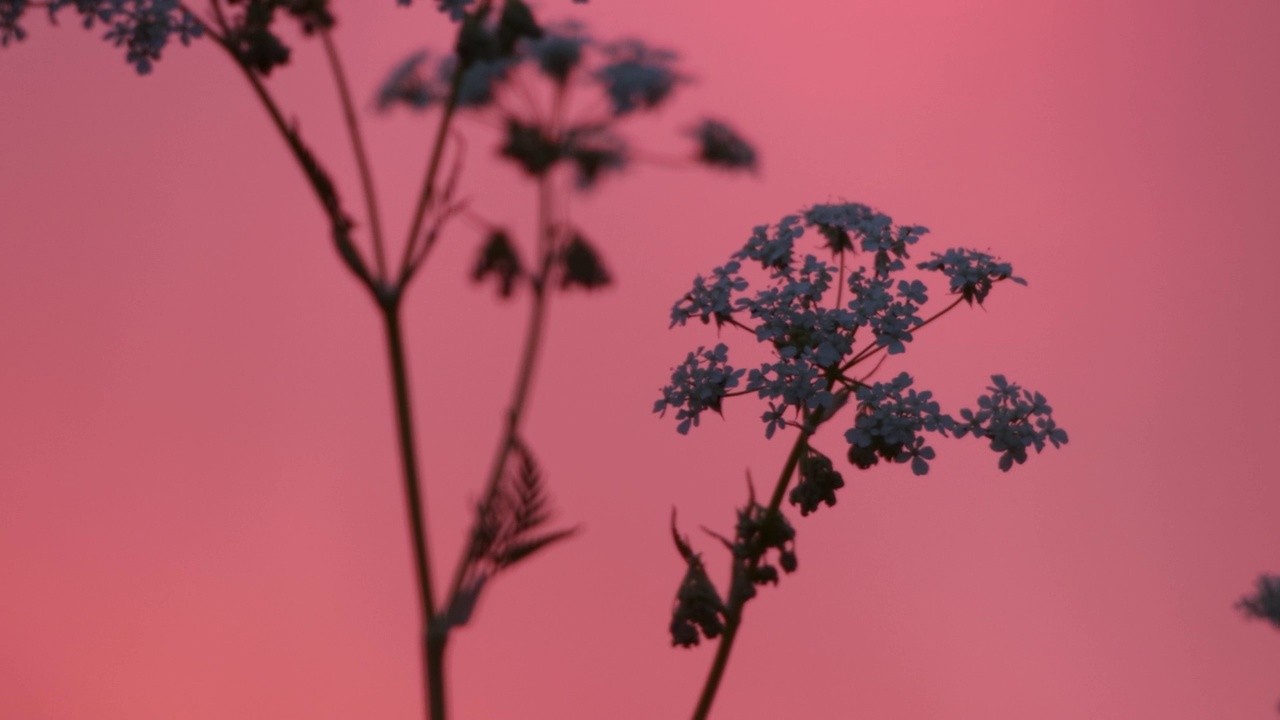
[1238,573,1280,713]
[4,1,1071,719]
[3,0,755,718]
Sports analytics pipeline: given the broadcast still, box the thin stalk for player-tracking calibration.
[446,170,556,606]
[445,77,565,607]
[320,27,388,281]
[379,296,445,720]
[690,390,851,720]
[198,4,473,718]
[401,0,496,281]
[690,428,812,720]
[694,276,986,717]
[400,58,465,282]
[425,633,448,720]
[203,0,374,291]
[835,250,846,309]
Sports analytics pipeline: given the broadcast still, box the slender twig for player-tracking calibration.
[405,200,467,283]
[445,79,566,612]
[202,4,448,717]
[320,27,388,281]
[398,57,464,286]
[690,388,852,720]
[691,421,810,719]
[510,68,550,129]
[378,295,444,720]
[632,149,694,169]
[404,134,469,278]
[204,0,375,292]
[835,250,846,309]
[400,0,494,284]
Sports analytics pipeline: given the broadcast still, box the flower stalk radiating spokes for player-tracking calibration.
[658,203,1068,718]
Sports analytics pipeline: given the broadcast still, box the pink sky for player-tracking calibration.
[2,1,1279,718]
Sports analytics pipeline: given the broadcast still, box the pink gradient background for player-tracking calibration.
[2,0,1279,717]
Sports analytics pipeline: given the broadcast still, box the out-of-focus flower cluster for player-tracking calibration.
[2,0,203,73]
[220,0,335,76]
[375,18,757,187]
[373,8,758,302]
[398,0,587,23]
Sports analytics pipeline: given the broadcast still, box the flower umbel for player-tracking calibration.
[654,344,745,435]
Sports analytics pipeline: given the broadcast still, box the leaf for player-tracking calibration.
[559,233,612,290]
[484,438,576,569]
[494,527,578,568]
[505,440,551,531]
[671,508,694,561]
[471,229,523,297]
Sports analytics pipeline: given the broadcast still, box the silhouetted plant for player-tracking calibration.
[1240,574,1280,629]
[657,203,1068,718]
[2,1,755,718]
[1238,573,1280,713]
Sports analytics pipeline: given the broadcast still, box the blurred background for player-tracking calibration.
[2,1,1278,717]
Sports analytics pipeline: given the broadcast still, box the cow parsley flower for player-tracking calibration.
[954,375,1067,471]
[918,247,1026,306]
[670,260,748,328]
[844,372,953,475]
[734,215,804,272]
[19,0,205,73]
[655,344,745,435]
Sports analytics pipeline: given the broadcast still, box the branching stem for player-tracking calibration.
[445,85,565,610]
[320,27,388,280]
[690,389,851,720]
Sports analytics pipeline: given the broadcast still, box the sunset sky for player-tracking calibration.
[2,1,1278,718]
